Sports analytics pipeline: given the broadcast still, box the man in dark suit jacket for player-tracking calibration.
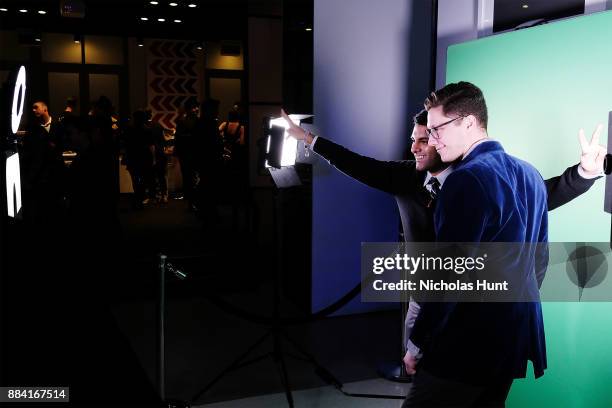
[403,81,602,407]
[281,98,605,405]
[21,100,66,225]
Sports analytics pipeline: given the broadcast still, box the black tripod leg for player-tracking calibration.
[191,330,271,404]
[273,334,295,408]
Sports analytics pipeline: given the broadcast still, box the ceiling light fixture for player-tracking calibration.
[158,18,165,22]
[188,3,197,8]
[522,4,529,8]
[19,9,28,13]
[38,10,47,15]
[174,19,182,23]
[141,16,149,20]
[150,1,159,4]
[0,8,8,12]
[170,2,178,6]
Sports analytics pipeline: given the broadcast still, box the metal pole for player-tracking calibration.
[158,253,167,402]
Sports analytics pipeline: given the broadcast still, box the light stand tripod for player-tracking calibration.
[191,119,406,406]
[191,187,344,407]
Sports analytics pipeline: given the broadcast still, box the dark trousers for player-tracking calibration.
[153,159,168,196]
[402,369,513,408]
[128,166,154,206]
[178,156,197,204]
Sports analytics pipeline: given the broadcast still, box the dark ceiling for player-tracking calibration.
[0,1,587,41]
[0,0,313,40]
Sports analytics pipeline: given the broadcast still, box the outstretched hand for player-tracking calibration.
[281,109,308,141]
[578,124,607,176]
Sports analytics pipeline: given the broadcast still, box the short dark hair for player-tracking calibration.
[132,109,147,125]
[413,109,427,126]
[424,81,488,129]
[95,95,113,115]
[184,97,199,111]
[227,110,240,122]
[66,97,77,108]
[200,99,219,120]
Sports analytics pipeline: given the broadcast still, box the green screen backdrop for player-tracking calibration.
[447,10,612,408]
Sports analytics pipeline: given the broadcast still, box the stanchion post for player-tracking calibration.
[158,254,167,402]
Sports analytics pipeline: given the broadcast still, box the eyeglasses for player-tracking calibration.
[426,116,465,139]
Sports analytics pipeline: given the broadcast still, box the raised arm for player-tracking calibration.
[545,125,606,211]
[281,109,418,195]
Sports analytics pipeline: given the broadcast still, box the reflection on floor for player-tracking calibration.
[197,379,410,408]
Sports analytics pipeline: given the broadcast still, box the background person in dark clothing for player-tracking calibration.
[175,97,200,210]
[20,100,66,226]
[68,96,121,239]
[219,109,245,166]
[196,99,224,225]
[218,105,249,228]
[147,109,169,203]
[124,109,155,209]
[58,96,77,121]
[57,96,79,153]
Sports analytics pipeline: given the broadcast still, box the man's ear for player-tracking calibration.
[465,115,476,129]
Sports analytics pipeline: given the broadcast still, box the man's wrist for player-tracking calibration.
[303,129,316,146]
[304,130,314,145]
[406,340,421,359]
[578,164,603,179]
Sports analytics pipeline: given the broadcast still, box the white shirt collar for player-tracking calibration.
[423,164,454,189]
[42,117,52,132]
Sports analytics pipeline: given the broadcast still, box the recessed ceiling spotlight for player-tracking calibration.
[35,38,41,42]
[522,4,529,8]
[305,27,312,31]
[174,19,182,23]
[158,18,165,22]
[38,10,47,15]
[19,9,28,13]
[141,17,149,21]
[169,2,178,6]
[188,3,197,8]
[0,8,8,12]
[150,1,159,4]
